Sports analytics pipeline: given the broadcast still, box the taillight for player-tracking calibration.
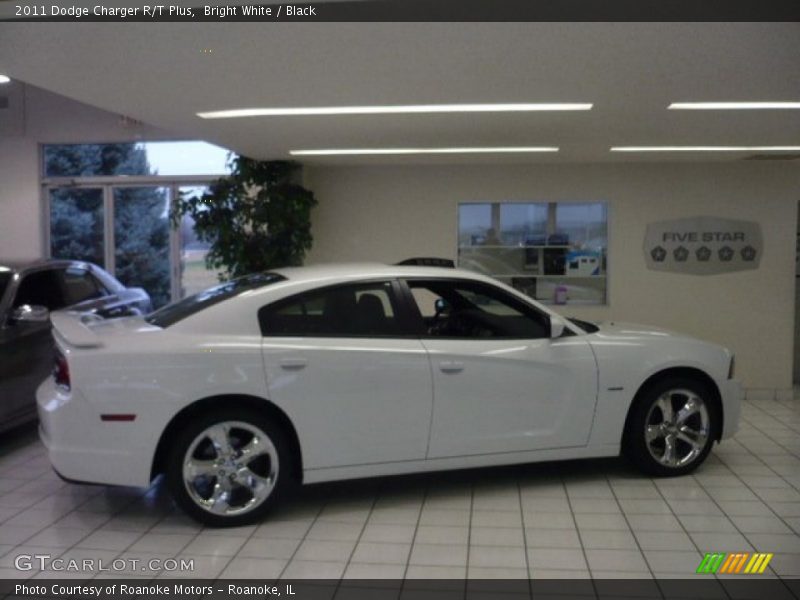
[54,350,71,391]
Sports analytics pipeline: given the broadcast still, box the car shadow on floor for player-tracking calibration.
[283,455,641,511]
[0,424,646,522]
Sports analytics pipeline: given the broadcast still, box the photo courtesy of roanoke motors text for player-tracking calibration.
[0,1,799,599]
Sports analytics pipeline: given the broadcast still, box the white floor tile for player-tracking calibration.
[409,543,468,567]
[351,542,411,564]
[1,395,799,584]
[468,545,526,569]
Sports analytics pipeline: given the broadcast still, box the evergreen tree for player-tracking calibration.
[47,143,171,308]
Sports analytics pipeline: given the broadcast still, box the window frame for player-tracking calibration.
[41,140,234,307]
[457,200,609,306]
[398,277,553,340]
[258,279,420,339]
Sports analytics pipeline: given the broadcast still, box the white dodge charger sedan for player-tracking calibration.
[37,263,742,526]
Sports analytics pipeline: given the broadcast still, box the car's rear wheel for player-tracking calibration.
[166,409,292,526]
[623,378,718,476]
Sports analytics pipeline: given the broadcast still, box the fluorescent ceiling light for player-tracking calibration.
[290,147,559,156]
[610,146,800,152]
[669,102,800,110]
[0,74,10,84]
[198,103,592,119]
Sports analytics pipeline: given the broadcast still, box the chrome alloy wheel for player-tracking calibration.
[644,389,710,468]
[182,421,278,516]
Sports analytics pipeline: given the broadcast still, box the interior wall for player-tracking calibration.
[306,162,800,392]
[2,84,797,392]
[0,84,175,260]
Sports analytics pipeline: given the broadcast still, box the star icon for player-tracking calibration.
[718,246,734,262]
[651,246,667,262]
[673,246,689,262]
[741,245,757,262]
[695,246,712,262]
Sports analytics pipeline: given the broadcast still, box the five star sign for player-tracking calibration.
[673,246,689,262]
[651,246,667,262]
[695,246,712,262]
[718,246,735,262]
[644,217,761,274]
[741,246,757,262]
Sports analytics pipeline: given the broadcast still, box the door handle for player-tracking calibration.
[439,360,464,373]
[279,357,308,370]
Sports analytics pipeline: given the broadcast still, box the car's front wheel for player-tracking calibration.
[166,409,292,526]
[623,378,719,476]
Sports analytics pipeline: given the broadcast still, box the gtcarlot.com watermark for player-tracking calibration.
[15,553,194,573]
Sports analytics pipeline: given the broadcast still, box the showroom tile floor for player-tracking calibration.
[0,395,799,584]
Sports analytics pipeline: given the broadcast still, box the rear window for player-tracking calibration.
[146,273,285,328]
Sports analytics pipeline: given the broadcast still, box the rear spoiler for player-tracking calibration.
[50,311,104,349]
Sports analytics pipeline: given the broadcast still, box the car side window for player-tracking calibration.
[406,279,550,339]
[13,270,67,311]
[260,281,403,337]
[60,267,103,305]
[89,273,111,296]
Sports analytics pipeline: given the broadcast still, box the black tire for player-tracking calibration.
[166,407,293,527]
[623,377,719,477]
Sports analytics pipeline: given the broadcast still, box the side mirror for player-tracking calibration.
[550,315,566,339]
[11,304,50,323]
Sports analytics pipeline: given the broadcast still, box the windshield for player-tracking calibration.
[0,271,10,301]
[145,272,286,328]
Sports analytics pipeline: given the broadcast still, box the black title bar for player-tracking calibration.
[2,0,800,22]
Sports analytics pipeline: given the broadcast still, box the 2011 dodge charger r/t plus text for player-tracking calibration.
[37,263,742,526]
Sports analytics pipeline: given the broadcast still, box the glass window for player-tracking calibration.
[556,203,608,249]
[113,186,171,308]
[458,202,608,305]
[61,267,103,305]
[43,141,231,178]
[407,279,549,339]
[260,282,402,337]
[138,142,230,176]
[458,204,492,246]
[49,188,105,267]
[500,204,548,246]
[178,185,223,298]
[146,273,285,329]
[90,266,123,295]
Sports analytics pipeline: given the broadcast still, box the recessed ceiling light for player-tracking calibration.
[0,75,10,84]
[198,103,593,119]
[290,147,560,156]
[668,102,800,110]
[610,146,800,152]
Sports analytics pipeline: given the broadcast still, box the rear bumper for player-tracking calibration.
[36,378,153,487]
[719,378,743,440]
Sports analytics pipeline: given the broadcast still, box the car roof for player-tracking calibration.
[0,259,96,273]
[272,262,491,284]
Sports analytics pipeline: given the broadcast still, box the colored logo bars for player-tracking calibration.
[696,552,773,574]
